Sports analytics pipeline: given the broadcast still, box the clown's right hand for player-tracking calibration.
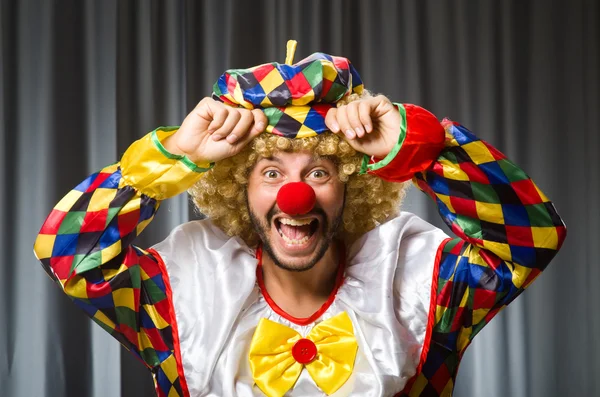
[163,97,267,163]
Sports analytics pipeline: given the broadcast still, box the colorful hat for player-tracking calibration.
[212,40,364,138]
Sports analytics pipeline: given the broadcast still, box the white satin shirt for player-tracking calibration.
[153,212,448,397]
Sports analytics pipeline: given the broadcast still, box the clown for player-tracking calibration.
[34,41,566,397]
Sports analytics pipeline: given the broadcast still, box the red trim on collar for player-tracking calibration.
[255,244,346,326]
[148,248,191,397]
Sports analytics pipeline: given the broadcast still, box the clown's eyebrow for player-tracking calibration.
[256,155,333,174]
[261,156,283,163]
[263,154,323,163]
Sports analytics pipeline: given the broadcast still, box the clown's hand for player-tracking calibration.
[325,95,401,159]
[163,97,267,163]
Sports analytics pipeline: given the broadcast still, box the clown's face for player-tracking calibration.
[247,151,345,271]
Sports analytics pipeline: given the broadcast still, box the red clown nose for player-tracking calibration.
[276,182,316,215]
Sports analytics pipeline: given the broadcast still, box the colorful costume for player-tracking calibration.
[34,45,566,396]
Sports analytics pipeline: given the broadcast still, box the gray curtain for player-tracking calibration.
[1,0,598,396]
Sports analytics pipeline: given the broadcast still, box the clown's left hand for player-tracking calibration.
[325,95,400,159]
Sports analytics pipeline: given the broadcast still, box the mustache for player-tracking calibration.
[266,206,327,224]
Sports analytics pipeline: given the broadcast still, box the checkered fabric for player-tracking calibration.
[212,52,364,138]
[34,164,189,397]
[34,119,566,396]
[397,121,566,396]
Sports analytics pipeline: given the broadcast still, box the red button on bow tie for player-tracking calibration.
[292,338,317,364]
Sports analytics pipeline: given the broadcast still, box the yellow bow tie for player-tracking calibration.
[248,312,358,397]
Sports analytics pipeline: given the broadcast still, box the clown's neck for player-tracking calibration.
[260,242,340,320]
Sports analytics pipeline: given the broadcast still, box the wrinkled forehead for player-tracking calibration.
[254,150,337,168]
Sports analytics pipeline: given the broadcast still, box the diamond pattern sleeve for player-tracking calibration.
[413,120,566,348]
[374,113,567,396]
[33,127,209,397]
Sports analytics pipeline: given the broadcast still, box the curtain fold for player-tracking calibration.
[1,0,597,396]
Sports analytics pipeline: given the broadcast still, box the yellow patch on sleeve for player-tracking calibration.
[102,266,123,281]
[161,354,180,382]
[143,304,170,329]
[408,373,429,396]
[121,196,142,214]
[167,387,181,397]
[461,141,496,164]
[466,251,489,268]
[475,202,504,224]
[100,240,122,263]
[54,190,83,212]
[112,288,135,309]
[64,277,89,299]
[33,234,56,260]
[472,308,489,325]
[457,327,472,352]
[508,262,533,288]
[481,241,512,262]
[440,380,455,397]
[440,160,470,181]
[435,305,447,323]
[87,188,118,212]
[531,227,559,249]
[94,310,117,330]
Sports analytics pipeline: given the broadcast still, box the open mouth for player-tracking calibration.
[275,217,320,245]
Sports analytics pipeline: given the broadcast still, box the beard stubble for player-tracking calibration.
[248,203,344,272]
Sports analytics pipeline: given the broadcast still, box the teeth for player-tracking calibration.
[276,218,315,245]
[279,217,313,226]
[280,233,310,245]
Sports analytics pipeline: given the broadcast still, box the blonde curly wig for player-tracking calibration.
[189,94,411,246]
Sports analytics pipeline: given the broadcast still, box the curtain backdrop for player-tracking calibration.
[1,1,598,396]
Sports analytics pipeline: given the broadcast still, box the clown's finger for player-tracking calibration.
[212,109,242,141]
[207,106,229,134]
[325,107,340,133]
[248,109,268,136]
[336,106,355,140]
[226,110,254,143]
[359,101,373,133]
[237,113,267,146]
[346,102,365,138]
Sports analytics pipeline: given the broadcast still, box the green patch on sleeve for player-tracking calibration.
[143,278,167,303]
[471,182,502,204]
[498,159,529,182]
[129,265,141,289]
[115,306,139,331]
[455,215,483,238]
[525,203,554,226]
[435,306,458,333]
[442,238,462,253]
[140,347,161,367]
[58,212,87,235]
[73,251,102,274]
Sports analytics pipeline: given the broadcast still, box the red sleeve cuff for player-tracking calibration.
[366,104,446,183]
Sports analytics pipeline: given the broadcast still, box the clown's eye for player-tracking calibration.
[310,170,328,179]
[264,170,280,179]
